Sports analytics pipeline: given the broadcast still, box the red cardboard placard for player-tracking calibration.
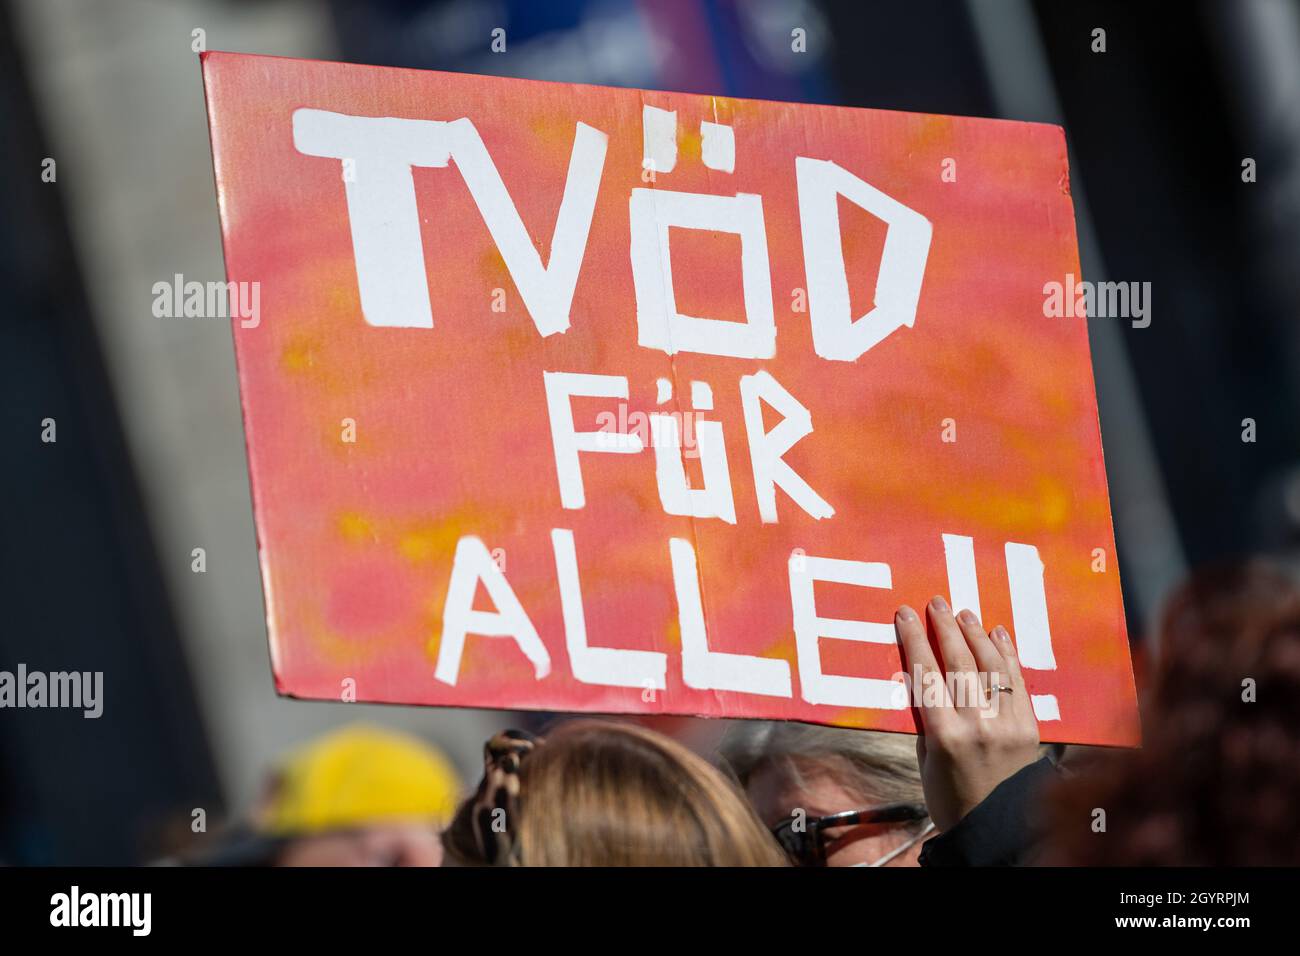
[202,51,1139,746]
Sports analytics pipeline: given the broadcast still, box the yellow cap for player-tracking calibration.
[261,725,462,835]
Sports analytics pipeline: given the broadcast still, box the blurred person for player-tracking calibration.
[894,564,1300,867]
[441,720,787,866]
[720,722,933,867]
[1040,561,1300,865]
[181,724,462,866]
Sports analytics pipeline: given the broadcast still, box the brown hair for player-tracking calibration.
[1041,560,1300,865]
[443,720,787,866]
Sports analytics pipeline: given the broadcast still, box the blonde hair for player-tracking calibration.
[445,720,787,867]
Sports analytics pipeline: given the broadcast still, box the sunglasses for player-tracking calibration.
[770,802,930,866]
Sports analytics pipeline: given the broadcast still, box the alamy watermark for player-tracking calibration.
[593,405,708,459]
[1043,272,1151,328]
[152,274,260,328]
[0,664,102,718]
[891,664,1007,718]
[50,886,150,936]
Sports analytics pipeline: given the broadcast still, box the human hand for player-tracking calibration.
[894,596,1040,832]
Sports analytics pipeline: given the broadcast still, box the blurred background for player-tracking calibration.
[1,0,1297,863]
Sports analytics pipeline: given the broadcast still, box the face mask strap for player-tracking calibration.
[856,820,936,867]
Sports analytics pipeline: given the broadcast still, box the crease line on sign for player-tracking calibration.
[677,102,726,713]
[640,90,724,710]
[673,352,723,711]
[691,105,735,711]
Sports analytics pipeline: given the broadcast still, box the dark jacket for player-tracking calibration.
[918,757,1058,866]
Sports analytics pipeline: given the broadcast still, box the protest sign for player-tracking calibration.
[202,51,1139,745]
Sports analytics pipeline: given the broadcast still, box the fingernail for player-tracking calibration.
[896,605,917,623]
[993,626,1010,641]
[930,595,949,612]
[958,609,978,627]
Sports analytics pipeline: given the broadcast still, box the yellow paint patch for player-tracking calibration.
[664,615,681,649]
[399,517,472,563]
[282,337,318,372]
[679,126,702,163]
[338,512,376,543]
